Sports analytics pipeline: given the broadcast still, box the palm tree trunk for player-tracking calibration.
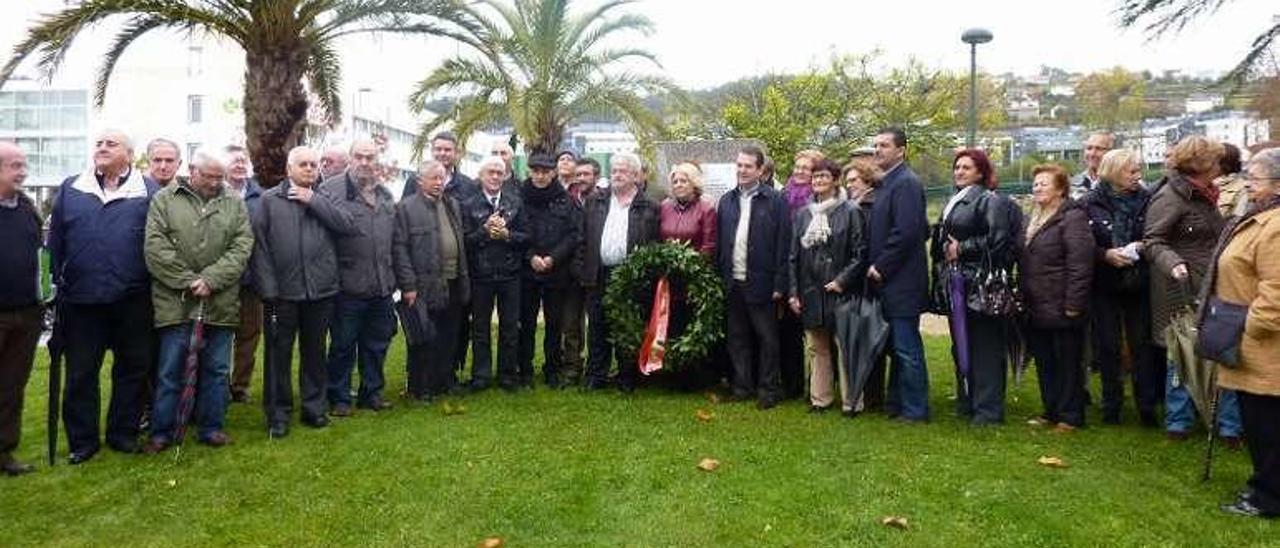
[243,46,309,188]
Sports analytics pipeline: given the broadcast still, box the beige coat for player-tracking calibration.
[1216,207,1280,396]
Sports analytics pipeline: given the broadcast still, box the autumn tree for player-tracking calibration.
[1076,67,1147,132]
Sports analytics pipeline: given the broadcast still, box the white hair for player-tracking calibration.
[146,138,181,159]
[417,159,445,176]
[479,156,506,173]
[287,145,317,166]
[612,153,642,173]
[1252,148,1280,180]
[189,147,226,171]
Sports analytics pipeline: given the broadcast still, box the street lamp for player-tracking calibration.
[961,27,993,148]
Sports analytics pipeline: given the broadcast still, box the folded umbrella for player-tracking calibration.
[837,293,890,408]
[948,267,971,399]
[173,302,207,447]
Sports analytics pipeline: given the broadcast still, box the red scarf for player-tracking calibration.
[1188,176,1220,207]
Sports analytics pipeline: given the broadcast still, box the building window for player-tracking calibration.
[187,46,204,77]
[187,142,201,162]
[187,95,204,124]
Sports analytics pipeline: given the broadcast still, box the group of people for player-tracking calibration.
[1,124,1279,520]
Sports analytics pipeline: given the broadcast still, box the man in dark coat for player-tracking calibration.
[865,127,931,422]
[580,153,660,392]
[716,145,792,409]
[463,156,527,391]
[320,139,398,416]
[225,144,264,403]
[561,158,601,386]
[49,130,159,464]
[517,154,582,388]
[394,160,471,399]
[251,146,357,438]
[0,142,41,475]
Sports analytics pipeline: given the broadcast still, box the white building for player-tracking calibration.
[1135,110,1271,166]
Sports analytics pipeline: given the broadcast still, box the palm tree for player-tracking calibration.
[408,0,679,157]
[1,0,480,187]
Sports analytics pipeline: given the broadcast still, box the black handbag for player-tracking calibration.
[966,248,1023,318]
[1195,295,1247,368]
[395,297,436,347]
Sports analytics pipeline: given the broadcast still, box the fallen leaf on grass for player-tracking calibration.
[477,537,504,548]
[166,479,177,488]
[442,401,467,416]
[881,516,909,530]
[705,392,721,404]
[1037,456,1068,469]
[695,409,714,422]
[697,458,720,472]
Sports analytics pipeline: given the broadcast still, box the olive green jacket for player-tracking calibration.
[144,181,254,328]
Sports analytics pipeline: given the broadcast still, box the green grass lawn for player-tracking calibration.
[2,334,1273,547]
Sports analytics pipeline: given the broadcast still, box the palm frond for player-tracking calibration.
[305,40,344,125]
[92,15,166,106]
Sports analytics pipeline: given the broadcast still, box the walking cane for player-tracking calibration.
[44,291,62,467]
[264,301,279,440]
[1202,388,1221,482]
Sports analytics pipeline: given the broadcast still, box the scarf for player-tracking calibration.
[784,177,813,216]
[1098,182,1148,247]
[1187,175,1220,207]
[1026,202,1061,242]
[801,190,845,249]
[521,180,563,207]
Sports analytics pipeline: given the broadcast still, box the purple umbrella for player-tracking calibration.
[948,267,970,398]
[174,302,206,445]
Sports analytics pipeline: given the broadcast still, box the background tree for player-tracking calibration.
[408,0,679,156]
[1075,67,1147,132]
[0,0,476,187]
[1117,0,1279,83]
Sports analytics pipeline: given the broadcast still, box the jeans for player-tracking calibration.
[150,324,234,442]
[326,294,396,407]
[885,316,929,421]
[1165,363,1241,436]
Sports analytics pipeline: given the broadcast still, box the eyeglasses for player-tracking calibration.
[811,172,834,180]
[1244,175,1280,182]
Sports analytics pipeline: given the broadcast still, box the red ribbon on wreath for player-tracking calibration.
[638,275,671,375]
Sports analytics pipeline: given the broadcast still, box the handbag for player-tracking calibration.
[395,297,436,347]
[1195,295,1247,368]
[966,248,1023,318]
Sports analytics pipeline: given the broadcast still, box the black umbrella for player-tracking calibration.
[44,295,63,467]
[835,293,890,410]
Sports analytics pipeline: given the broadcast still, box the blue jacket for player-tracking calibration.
[866,163,929,318]
[715,183,792,305]
[238,178,264,287]
[48,170,160,304]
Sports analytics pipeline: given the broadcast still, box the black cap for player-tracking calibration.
[528,153,556,169]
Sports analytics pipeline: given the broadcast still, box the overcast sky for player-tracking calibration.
[1,0,1274,93]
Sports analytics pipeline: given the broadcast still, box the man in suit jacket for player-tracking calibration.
[462,156,527,392]
[716,145,792,409]
[865,127,931,422]
[580,153,660,392]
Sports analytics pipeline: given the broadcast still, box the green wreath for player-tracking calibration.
[604,241,725,371]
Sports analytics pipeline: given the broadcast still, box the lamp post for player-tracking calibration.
[961,28,993,148]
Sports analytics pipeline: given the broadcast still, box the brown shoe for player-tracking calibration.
[1221,436,1245,451]
[330,404,354,417]
[198,431,232,448]
[141,437,171,455]
[1052,423,1078,434]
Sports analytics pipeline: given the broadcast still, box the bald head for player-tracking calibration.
[0,141,28,199]
[320,146,349,180]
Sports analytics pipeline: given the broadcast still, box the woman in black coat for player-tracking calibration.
[1083,148,1159,426]
[1021,165,1094,431]
[931,149,1015,425]
[788,159,864,414]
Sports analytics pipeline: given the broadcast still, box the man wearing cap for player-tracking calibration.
[516,154,581,387]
